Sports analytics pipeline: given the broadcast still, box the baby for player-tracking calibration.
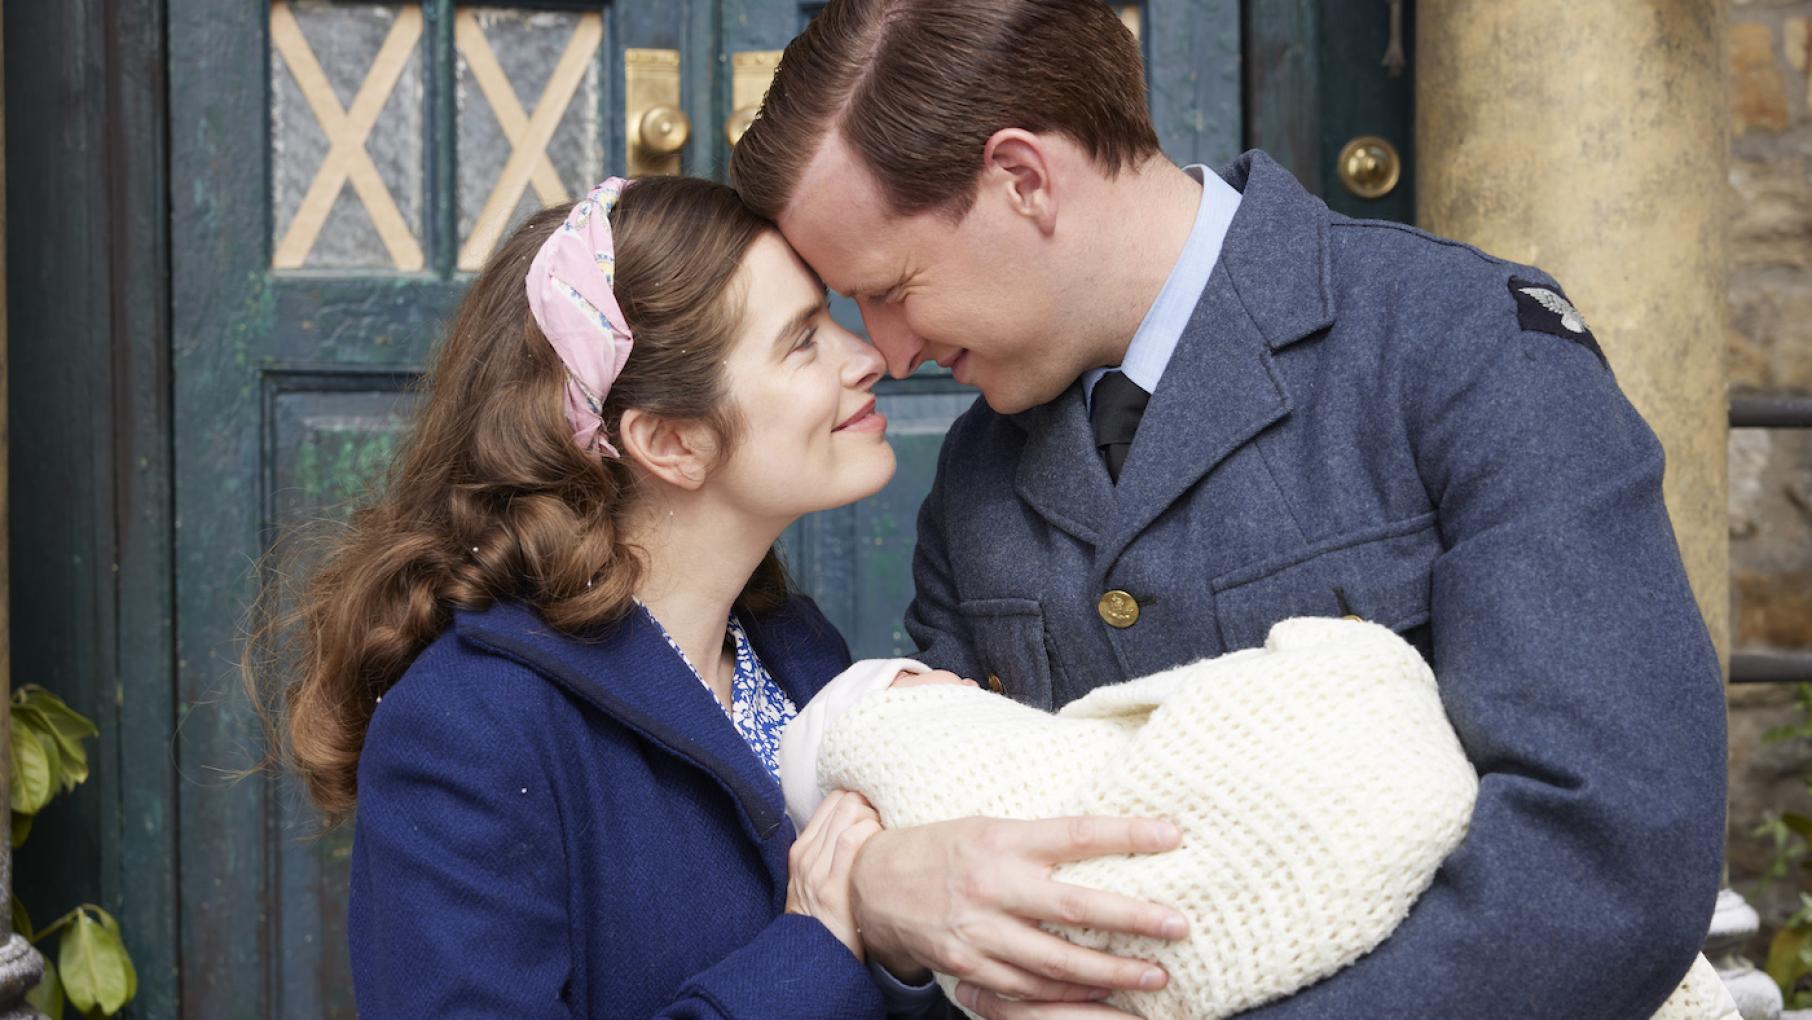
[777,617,1736,1020]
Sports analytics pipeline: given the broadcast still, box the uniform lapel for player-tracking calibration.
[1011,382,1112,545]
[1099,152,1336,565]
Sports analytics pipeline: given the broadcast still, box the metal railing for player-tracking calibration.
[1728,395,1812,684]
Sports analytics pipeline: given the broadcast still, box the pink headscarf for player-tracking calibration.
[525,177,634,458]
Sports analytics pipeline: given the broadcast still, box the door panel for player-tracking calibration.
[1246,0,1416,222]
[171,1,693,1013]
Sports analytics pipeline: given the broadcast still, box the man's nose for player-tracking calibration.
[857,299,923,379]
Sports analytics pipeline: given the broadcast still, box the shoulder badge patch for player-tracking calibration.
[1509,277,1606,367]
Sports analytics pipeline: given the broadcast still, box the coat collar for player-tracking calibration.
[1009,150,1334,557]
[451,598,843,841]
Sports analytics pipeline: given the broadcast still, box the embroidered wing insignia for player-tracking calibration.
[1508,276,1607,368]
[1518,286,1587,333]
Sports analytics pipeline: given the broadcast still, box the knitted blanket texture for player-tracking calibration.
[811,618,1736,1020]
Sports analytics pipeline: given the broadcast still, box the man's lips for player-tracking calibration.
[834,398,883,432]
[942,351,970,384]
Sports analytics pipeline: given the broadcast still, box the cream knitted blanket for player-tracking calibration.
[795,618,1735,1020]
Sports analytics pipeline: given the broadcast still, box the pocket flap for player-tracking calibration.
[960,597,1056,710]
[1210,514,1441,653]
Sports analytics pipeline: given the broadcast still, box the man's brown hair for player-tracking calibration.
[730,0,1160,221]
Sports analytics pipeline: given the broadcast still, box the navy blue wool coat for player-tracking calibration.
[348,596,924,1018]
[907,151,1727,1018]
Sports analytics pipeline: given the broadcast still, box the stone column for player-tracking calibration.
[1415,1,1764,1016]
[0,6,48,1015]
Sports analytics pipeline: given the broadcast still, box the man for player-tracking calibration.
[730,1,1727,1017]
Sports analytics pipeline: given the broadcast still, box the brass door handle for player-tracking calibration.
[637,105,692,156]
[728,50,783,148]
[725,106,758,147]
[626,48,685,175]
[1337,135,1402,200]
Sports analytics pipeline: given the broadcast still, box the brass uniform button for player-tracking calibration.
[986,673,1004,694]
[1098,589,1140,629]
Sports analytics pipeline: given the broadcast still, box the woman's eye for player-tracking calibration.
[793,328,818,354]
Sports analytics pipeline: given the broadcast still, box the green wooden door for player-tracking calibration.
[168,2,725,1014]
[143,2,1394,1015]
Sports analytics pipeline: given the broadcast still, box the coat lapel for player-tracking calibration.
[1011,383,1112,544]
[454,601,791,842]
[1099,151,1337,565]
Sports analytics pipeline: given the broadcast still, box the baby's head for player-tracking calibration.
[889,668,977,690]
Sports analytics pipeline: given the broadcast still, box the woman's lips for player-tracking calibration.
[834,399,886,433]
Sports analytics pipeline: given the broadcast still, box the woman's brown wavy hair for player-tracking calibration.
[247,176,787,823]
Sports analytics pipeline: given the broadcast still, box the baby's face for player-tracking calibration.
[888,668,978,690]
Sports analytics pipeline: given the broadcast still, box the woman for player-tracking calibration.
[255,176,950,1016]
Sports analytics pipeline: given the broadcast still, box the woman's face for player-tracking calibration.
[707,231,895,522]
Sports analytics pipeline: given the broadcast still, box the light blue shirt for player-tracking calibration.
[1083,164,1243,410]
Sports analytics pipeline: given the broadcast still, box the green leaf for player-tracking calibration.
[9,717,56,814]
[95,908,136,1005]
[24,953,63,1020]
[58,908,134,1015]
[14,704,83,793]
[12,810,32,848]
[12,896,32,942]
[1768,924,1812,990]
[18,687,98,742]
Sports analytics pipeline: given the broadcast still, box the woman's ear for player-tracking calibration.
[618,408,717,490]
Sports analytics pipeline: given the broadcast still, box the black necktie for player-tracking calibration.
[1091,370,1149,484]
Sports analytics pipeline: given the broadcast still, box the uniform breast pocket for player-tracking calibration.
[1210,512,1443,654]
[959,597,1057,710]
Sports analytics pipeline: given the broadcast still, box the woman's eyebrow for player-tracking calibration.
[771,296,828,352]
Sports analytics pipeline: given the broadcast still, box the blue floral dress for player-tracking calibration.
[642,604,798,783]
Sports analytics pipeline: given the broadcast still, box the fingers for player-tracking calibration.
[961,917,1168,998]
[1011,816,1183,865]
[829,816,882,879]
[955,983,1144,1020]
[940,949,1109,1005]
[1008,881,1190,944]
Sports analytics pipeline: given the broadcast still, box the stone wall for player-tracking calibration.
[1726,0,1812,952]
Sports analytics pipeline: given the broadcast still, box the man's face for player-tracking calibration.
[775,132,1087,415]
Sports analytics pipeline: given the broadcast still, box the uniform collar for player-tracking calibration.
[1011,150,1333,550]
[1212,150,1336,351]
[1082,164,1243,409]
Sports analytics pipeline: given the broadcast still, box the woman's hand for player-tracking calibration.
[787,789,885,960]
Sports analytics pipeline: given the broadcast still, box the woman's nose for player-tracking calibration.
[838,330,887,391]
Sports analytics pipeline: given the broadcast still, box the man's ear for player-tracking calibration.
[618,407,717,490]
[980,129,1057,234]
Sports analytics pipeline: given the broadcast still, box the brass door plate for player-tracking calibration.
[1117,5,1141,40]
[626,48,683,175]
[728,50,783,147]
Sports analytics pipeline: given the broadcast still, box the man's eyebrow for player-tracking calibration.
[772,294,828,352]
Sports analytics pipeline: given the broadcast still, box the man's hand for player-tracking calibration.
[954,986,1143,1020]
[849,813,1188,1002]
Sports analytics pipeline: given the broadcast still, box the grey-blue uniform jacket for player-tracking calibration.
[905,150,1725,1018]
